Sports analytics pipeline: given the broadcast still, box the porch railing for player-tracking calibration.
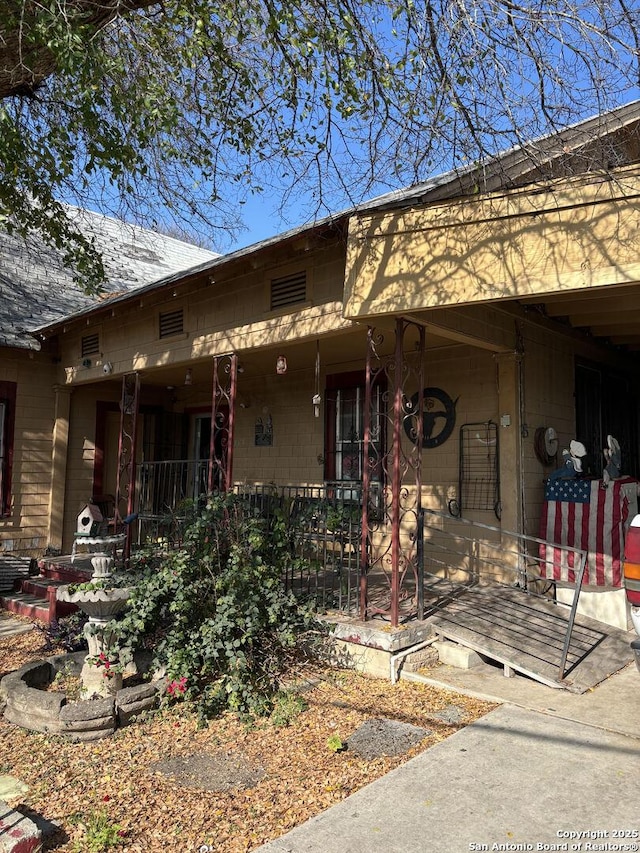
[135,459,209,540]
[133,462,363,614]
[233,483,363,616]
[419,508,588,682]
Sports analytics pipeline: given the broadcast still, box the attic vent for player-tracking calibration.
[81,333,100,357]
[159,308,184,338]
[270,271,307,311]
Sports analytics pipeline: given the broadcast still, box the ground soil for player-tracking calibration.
[0,619,496,852]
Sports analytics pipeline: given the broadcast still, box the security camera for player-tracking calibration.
[102,362,113,374]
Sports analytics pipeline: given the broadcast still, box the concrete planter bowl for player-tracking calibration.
[56,585,131,619]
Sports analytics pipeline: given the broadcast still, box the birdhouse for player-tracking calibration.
[76,503,104,537]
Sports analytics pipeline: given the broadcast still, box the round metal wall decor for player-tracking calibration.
[404,387,458,449]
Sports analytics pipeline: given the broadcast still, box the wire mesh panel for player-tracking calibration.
[455,421,500,519]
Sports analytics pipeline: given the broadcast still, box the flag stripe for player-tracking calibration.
[539,478,636,588]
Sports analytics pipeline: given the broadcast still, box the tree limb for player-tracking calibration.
[0,0,157,98]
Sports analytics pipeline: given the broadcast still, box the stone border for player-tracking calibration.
[0,652,162,741]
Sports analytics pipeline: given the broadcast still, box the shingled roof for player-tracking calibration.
[0,206,218,350]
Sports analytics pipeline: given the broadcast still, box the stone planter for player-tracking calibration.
[0,654,163,741]
[56,586,131,620]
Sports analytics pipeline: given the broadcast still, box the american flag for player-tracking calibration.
[538,477,636,588]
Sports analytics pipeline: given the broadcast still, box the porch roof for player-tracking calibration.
[344,102,640,352]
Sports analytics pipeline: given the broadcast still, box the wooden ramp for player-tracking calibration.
[427,584,636,693]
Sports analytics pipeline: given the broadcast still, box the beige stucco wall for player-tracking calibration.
[0,347,58,555]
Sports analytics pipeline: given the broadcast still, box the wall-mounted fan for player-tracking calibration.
[534,426,558,466]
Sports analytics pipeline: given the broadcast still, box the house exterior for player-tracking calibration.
[4,103,640,630]
[0,207,217,560]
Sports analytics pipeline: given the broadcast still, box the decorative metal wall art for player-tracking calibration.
[403,387,458,448]
[254,414,273,446]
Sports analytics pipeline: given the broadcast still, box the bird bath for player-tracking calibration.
[57,553,131,699]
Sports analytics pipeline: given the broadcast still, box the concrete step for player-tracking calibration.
[0,591,49,622]
[0,585,80,624]
[1,563,91,625]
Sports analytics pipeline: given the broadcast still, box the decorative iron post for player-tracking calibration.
[361,319,425,627]
[208,354,237,492]
[360,331,374,620]
[115,372,140,562]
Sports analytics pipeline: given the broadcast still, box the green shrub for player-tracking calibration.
[269,690,308,727]
[110,493,323,722]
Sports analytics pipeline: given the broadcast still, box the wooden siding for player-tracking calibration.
[345,165,640,319]
[56,243,353,387]
[0,348,58,555]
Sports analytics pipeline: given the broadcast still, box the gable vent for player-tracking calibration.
[159,308,184,339]
[81,333,100,357]
[270,271,307,311]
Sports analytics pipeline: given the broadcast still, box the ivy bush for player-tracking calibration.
[110,494,323,722]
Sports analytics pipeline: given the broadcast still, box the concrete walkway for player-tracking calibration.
[255,661,640,853]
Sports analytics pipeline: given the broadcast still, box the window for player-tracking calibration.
[0,382,16,517]
[324,372,385,487]
[159,308,184,339]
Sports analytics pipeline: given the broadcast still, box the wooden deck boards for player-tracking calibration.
[427,585,635,693]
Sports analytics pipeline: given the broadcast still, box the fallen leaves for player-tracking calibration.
[0,626,495,852]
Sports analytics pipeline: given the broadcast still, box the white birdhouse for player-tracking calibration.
[76,503,104,536]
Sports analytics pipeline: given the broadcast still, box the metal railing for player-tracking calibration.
[132,464,364,614]
[233,483,363,615]
[419,508,588,681]
[135,459,209,542]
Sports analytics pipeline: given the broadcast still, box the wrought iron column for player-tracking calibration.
[115,372,140,562]
[361,320,425,626]
[208,354,237,492]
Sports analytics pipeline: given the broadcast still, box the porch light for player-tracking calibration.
[313,393,322,418]
[276,355,287,375]
[184,368,192,386]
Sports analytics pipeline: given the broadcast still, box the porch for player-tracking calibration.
[4,473,632,693]
[126,473,635,693]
